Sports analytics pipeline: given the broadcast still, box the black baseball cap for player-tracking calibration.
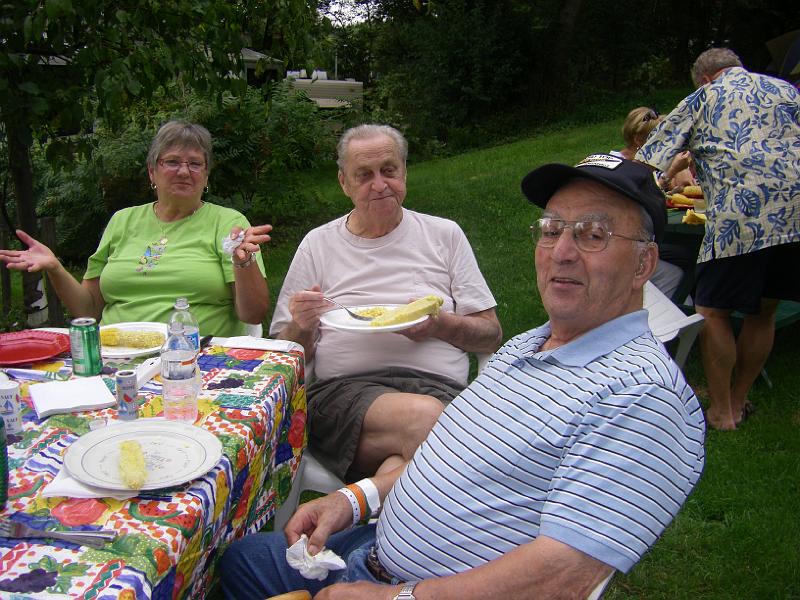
[521,154,666,242]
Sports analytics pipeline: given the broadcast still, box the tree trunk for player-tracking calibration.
[548,0,582,100]
[0,228,10,318]
[5,122,47,326]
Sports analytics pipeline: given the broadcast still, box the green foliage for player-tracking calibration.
[33,84,341,262]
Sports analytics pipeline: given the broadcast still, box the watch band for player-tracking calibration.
[393,582,417,600]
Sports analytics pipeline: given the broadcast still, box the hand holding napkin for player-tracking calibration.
[285,534,346,580]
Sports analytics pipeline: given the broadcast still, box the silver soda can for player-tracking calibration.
[0,380,22,435]
[70,317,102,376]
[115,370,138,420]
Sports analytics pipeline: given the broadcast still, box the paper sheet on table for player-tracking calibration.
[219,337,302,353]
[286,534,347,580]
[43,467,137,501]
[29,376,116,418]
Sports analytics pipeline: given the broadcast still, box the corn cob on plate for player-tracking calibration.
[320,296,444,333]
[99,322,169,358]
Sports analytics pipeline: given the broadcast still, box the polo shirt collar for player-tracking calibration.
[533,310,651,367]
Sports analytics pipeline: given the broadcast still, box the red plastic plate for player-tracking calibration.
[0,330,71,366]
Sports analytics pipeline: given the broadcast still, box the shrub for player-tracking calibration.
[34,83,344,263]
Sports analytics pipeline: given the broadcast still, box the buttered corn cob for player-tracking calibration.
[119,440,147,489]
[370,295,443,327]
[100,328,165,348]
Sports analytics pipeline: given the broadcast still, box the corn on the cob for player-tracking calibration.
[370,295,443,327]
[119,440,147,489]
[100,328,165,348]
[682,185,703,198]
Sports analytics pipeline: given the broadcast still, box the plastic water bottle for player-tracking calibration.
[160,322,197,380]
[169,297,200,351]
[160,322,200,422]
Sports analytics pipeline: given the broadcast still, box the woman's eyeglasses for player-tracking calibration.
[642,109,660,123]
[531,218,653,252]
[158,159,206,173]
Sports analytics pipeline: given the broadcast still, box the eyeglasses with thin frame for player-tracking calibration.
[158,159,206,173]
[641,108,660,123]
[531,218,654,252]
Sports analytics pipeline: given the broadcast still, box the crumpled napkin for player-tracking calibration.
[222,231,245,255]
[43,467,138,501]
[285,534,346,580]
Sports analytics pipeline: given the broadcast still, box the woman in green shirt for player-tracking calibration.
[0,121,271,337]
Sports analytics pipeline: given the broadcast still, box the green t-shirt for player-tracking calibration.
[84,202,266,336]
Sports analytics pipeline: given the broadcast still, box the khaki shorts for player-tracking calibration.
[308,368,464,481]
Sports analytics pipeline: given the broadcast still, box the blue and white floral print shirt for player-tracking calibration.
[637,67,800,263]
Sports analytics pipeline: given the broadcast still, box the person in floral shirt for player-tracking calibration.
[637,47,800,431]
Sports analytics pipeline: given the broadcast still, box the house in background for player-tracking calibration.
[285,71,363,110]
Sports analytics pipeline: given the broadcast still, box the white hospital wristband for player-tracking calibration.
[337,486,362,525]
[355,478,381,518]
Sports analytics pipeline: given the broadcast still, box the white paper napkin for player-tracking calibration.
[285,534,347,580]
[42,467,137,501]
[219,337,302,353]
[29,376,116,418]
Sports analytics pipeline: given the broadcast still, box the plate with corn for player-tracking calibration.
[320,295,443,333]
[99,322,168,358]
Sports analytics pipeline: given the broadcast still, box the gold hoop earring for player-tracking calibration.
[151,182,157,191]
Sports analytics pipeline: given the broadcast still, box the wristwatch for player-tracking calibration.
[393,582,417,600]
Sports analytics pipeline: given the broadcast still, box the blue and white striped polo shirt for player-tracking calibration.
[376,310,705,576]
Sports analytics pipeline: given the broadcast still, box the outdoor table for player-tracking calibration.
[0,339,306,598]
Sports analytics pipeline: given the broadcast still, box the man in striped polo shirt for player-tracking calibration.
[221,154,706,600]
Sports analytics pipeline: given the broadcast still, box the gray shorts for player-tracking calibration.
[307,368,464,482]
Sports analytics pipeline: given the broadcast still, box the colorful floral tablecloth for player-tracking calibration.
[0,344,306,599]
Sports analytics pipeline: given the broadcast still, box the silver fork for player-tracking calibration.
[0,519,117,549]
[323,297,373,321]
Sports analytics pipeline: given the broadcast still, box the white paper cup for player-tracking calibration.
[0,381,22,435]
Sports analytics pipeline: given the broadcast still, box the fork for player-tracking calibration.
[0,519,118,549]
[323,297,372,321]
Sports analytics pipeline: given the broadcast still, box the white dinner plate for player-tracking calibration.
[100,322,168,358]
[64,419,222,491]
[319,304,429,333]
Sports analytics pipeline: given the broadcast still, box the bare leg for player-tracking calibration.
[351,392,445,477]
[696,305,737,430]
[731,298,779,423]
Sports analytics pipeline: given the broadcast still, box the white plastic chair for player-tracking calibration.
[586,571,615,600]
[644,281,705,370]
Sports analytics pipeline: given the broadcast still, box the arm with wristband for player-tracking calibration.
[337,478,382,525]
[284,467,401,557]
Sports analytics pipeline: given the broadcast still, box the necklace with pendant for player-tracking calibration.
[136,201,203,274]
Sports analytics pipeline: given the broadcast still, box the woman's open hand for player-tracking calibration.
[0,229,61,273]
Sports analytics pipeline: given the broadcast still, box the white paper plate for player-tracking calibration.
[64,419,222,491]
[100,322,168,358]
[319,304,429,333]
